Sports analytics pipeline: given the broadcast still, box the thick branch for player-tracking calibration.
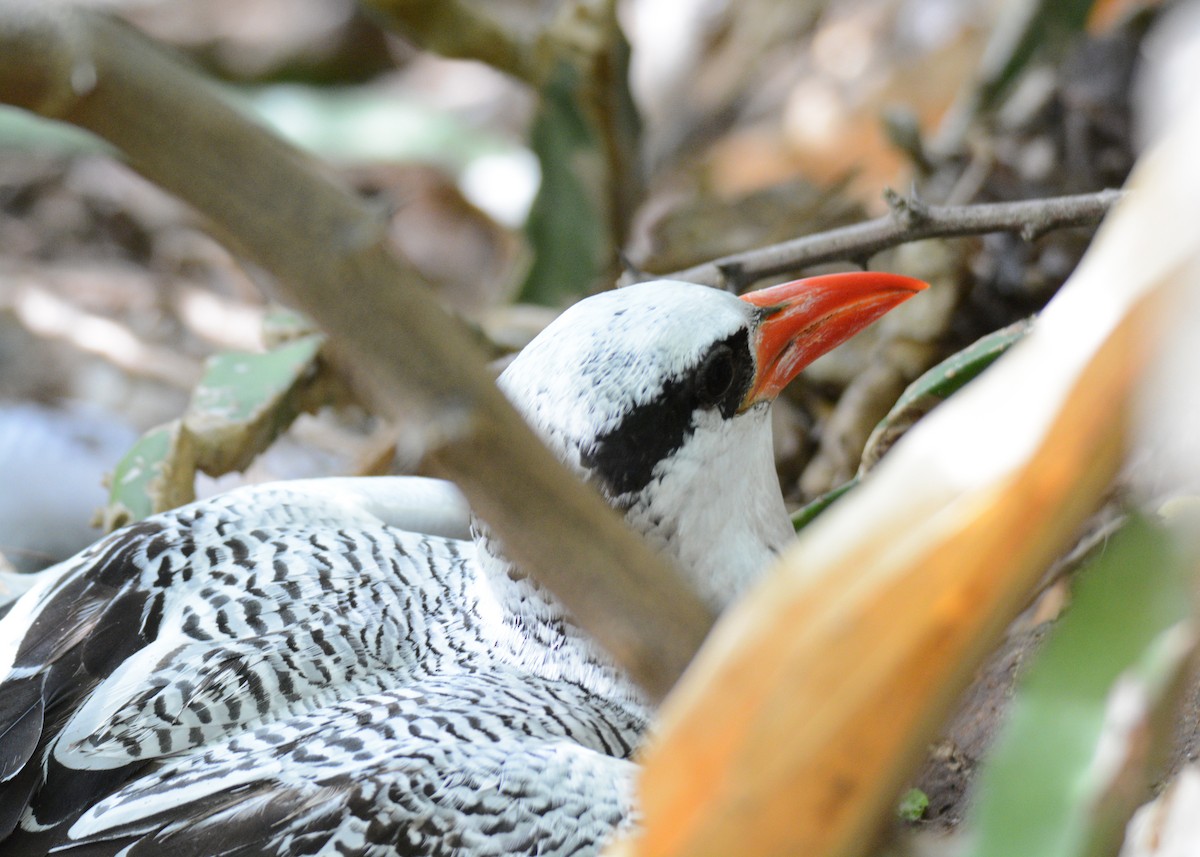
[668,188,1124,291]
[0,4,714,703]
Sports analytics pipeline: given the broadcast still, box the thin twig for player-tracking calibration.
[668,188,1125,292]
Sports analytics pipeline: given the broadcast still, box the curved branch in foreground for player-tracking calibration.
[668,188,1125,291]
[0,4,714,703]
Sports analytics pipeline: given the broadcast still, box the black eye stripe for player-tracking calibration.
[580,329,754,497]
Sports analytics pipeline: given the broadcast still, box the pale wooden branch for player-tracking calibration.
[667,188,1124,291]
[0,3,714,703]
[619,154,1180,857]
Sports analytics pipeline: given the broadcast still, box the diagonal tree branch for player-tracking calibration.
[668,187,1124,291]
[0,3,714,703]
[0,3,1128,704]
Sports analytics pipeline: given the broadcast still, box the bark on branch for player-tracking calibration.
[0,4,714,703]
[668,187,1124,291]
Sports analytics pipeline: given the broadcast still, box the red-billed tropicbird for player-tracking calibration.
[0,272,925,856]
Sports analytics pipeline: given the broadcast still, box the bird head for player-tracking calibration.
[495,272,927,606]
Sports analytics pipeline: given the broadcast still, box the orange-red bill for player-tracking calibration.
[738,271,928,408]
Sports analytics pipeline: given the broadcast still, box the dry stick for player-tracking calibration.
[0,5,714,703]
[669,187,1125,291]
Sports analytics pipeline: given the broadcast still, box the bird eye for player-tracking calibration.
[697,344,736,407]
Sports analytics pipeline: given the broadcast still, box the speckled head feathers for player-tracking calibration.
[498,281,758,495]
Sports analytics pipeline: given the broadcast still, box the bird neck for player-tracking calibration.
[620,404,792,608]
[465,403,790,710]
[471,522,649,707]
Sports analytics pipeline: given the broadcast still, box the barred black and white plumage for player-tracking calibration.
[0,274,924,856]
[0,479,646,856]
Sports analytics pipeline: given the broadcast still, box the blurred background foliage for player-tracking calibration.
[0,0,1192,854]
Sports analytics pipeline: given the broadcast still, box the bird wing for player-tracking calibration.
[57,673,644,857]
[0,479,480,840]
[243,476,473,540]
[0,476,472,617]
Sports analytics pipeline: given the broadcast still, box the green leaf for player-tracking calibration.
[102,331,335,530]
[791,478,858,532]
[898,788,930,822]
[860,318,1031,472]
[798,319,1032,532]
[517,62,612,305]
[900,318,1030,413]
[185,334,328,475]
[189,335,323,424]
[517,3,642,305]
[965,516,1194,857]
[103,419,197,529]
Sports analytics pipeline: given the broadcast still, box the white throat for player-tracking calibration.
[621,404,792,607]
